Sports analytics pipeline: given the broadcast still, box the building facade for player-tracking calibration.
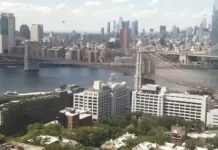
[59,107,93,129]
[74,80,130,120]
[31,24,43,42]
[207,109,218,127]
[107,22,110,35]
[212,0,218,46]
[74,81,111,120]
[132,84,214,124]
[0,13,15,54]
[7,13,15,53]
[132,84,167,116]
[20,24,30,39]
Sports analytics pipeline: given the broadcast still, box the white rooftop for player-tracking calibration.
[141,84,160,91]
[103,133,136,149]
[60,107,91,118]
[35,135,78,145]
[187,132,216,139]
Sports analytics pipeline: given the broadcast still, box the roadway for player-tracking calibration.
[158,51,218,58]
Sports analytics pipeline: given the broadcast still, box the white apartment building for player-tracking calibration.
[74,81,111,120]
[74,80,130,120]
[109,81,130,116]
[132,84,214,124]
[31,24,43,42]
[165,93,213,123]
[132,84,167,116]
[207,109,218,127]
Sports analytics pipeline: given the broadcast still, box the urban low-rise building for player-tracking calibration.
[101,133,136,150]
[59,107,93,129]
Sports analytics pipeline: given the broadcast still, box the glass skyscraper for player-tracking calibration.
[211,0,218,46]
[0,14,8,35]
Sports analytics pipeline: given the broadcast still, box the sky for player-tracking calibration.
[0,0,215,32]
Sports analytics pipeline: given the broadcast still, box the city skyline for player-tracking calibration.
[0,0,214,32]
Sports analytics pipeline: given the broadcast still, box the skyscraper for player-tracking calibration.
[212,0,218,46]
[7,13,15,53]
[119,16,123,33]
[113,20,116,34]
[30,24,43,43]
[101,27,104,35]
[160,25,166,38]
[107,22,110,35]
[0,13,8,54]
[131,20,138,37]
[20,24,30,39]
[120,20,131,51]
[202,17,207,28]
[0,13,15,54]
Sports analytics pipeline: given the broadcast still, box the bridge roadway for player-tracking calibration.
[158,51,218,58]
[1,53,218,93]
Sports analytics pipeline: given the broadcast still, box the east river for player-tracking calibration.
[0,67,217,95]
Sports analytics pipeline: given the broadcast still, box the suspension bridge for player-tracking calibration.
[0,41,217,93]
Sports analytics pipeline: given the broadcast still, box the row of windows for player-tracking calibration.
[166,96,202,100]
[166,100,202,105]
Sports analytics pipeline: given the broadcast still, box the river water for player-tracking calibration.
[0,67,217,95]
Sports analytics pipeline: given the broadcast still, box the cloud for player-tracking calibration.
[71,9,82,14]
[148,0,159,5]
[113,0,128,3]
[0,2,53,15]
[84,1,102,6]
[131,9,159,17]
[55,3,66,10]
[128,4,135,9]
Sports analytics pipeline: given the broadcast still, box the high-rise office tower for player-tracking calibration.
[120,21,131,51]
[209,24,212,31]
[7,13,15,53]
[160,25,166,38]
[172,25,177,39]
[113,20,116,34]
[0,13,8,54]
[131,20,138,37]
[107,22,110,35]
[211,0,218,46]
[30,24,43,43]
[202,17,207,28]
[20,24,30,39]
[116,24,119,34]
[119,16,123,33]
[0,13,15,54]
[101,27,104,35]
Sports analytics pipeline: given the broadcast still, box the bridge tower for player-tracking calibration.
[179,52,189,65]
[134,50,155,90]
[24,41,41,71]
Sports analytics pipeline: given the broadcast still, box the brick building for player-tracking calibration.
[59,107,93,129]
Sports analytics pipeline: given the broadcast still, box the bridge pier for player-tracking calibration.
[135,51,155,90]
[179,53,189,65]
[24,58,39,71]
[24,41,41,72]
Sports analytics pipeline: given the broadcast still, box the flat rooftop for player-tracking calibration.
[0,142,44,150]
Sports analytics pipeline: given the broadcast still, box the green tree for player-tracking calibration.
[125,124,137,134]
[137,119,151,135]
[0,134,5,144]
[212,136,218,148]
[60,84,67,91]
[186,139,196,150]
